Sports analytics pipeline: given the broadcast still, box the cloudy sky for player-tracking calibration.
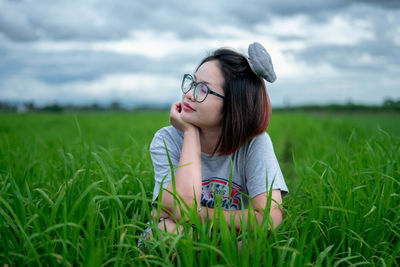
[1,0,399,107]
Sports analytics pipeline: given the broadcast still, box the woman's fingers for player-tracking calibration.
[151,208,171,221]
[171,101,180,112]
[169,102,179,124]
[169,101,192,132]
[176,102,182,113]
[170,102,181,118]
[158,218,184,234]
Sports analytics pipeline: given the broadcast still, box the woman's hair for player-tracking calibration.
[197,48,272,155]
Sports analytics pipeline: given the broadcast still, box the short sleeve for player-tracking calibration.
[245,132,289,198]
[149,128,181,202]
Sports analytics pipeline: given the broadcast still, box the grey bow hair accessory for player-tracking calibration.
[247,42,277,83]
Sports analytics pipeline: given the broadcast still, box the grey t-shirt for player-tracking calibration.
[150,126,288,210]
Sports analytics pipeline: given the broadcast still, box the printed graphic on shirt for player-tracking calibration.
[201,177,242,210]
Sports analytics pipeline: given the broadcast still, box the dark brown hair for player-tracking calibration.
[197,48,272,155]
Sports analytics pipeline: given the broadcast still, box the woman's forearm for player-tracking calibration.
[162,127,202,219]
[200,205,282,231]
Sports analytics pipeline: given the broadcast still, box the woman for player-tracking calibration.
[149,42,288,235]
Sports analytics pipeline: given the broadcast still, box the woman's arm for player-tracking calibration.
[158,102,202,220]
[199,189,283,231]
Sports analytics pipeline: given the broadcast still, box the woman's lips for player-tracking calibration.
[183,102,195,112]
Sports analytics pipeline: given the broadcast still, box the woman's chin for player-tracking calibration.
[181,112,194,122]
[181,115,201,129]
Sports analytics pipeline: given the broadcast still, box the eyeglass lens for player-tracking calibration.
[181,75,209,102]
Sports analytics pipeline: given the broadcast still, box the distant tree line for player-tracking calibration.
[1,99,399,113]
[275,99,400,112]
[0,101,169,113]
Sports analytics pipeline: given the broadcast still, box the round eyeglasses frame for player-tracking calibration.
[181,74,225,103]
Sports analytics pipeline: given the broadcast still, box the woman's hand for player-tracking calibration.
[151,208,172,221]
[169,101,197,132]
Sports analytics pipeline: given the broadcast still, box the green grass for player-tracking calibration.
[0,111,399,266]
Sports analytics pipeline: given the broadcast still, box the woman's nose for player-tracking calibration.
[185,86,196,102]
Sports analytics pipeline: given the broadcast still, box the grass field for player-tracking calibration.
[0,111,399,266]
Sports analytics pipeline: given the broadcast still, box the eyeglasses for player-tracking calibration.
[181,74,225,103]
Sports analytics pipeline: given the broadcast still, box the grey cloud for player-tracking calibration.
[357,0,400,9]
[245,0,400,16]
[222,0,400,27]
[0,0,142,41]
[292,43,399,74]
[1,0,399,106]
[289,4,400,73]
[1,0,399,43]
[0,44,201,84]
[0,0,218,42]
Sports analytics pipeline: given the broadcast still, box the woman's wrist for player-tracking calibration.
[183,124,199,135]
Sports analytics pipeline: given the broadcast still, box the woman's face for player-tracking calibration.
[181,60,225,130]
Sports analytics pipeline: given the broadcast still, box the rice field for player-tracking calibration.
[0,111,399,266]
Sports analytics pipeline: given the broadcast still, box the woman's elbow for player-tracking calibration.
[255,208,283,229]
[270,208,283,228]
[162,193,199,221]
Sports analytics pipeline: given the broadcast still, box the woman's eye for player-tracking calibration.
[199,84,208,94]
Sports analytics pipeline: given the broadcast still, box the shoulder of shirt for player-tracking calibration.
[154,125,183,138]
[151,126,183,147]
[239,131,273,154]
[249,131,272,146]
